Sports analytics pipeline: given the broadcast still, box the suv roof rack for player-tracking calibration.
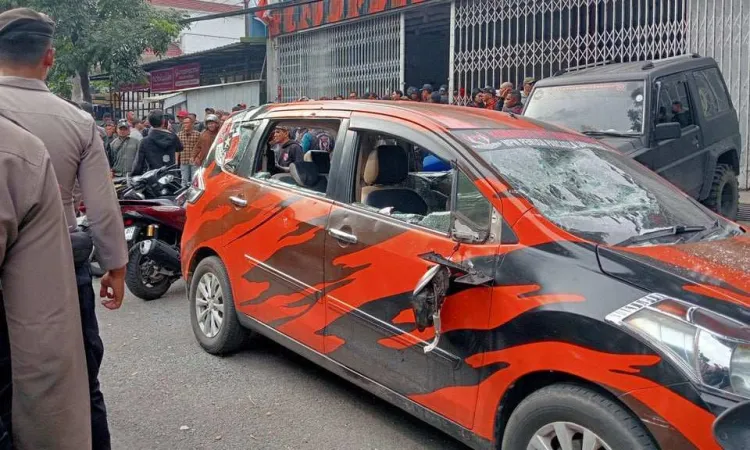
[641,52,701,70]
[553,60,613,76]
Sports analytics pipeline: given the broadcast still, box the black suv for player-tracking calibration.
[524,54,742,220]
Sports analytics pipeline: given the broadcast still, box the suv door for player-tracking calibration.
[651,72,705,197]
[322,113,498,429]
[220,114,347,353]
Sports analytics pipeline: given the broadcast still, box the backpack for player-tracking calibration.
[311,130,335,152]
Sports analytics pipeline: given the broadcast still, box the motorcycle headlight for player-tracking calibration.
[158,175,174,185]
[607,293,750,400]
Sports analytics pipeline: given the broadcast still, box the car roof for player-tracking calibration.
[535,54,718,86]
[250,100,566,133]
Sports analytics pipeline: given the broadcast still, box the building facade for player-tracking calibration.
[265,0,749,189]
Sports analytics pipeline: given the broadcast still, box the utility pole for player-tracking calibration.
[243,0,250,38]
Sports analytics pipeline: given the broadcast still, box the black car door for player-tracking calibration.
[651,72,706,197]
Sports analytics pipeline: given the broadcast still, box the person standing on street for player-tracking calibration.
[108,119,140,177]
[194,113,220,166]
[502,90,524,114]
[0,8,128,450]
[177,115,201,187]
[128,118,143,142]
[0,113,92,450]
[189,112,204,132]
[132,109,183,175]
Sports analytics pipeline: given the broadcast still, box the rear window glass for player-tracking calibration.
[693,68,731,118]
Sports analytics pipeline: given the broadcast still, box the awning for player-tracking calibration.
[142,92,186,110]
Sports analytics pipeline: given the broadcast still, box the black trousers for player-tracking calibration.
[77,266,112,450]
[0,266,111,450]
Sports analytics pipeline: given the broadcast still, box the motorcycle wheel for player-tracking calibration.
[126,244,172,301]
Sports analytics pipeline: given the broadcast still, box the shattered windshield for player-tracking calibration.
[524,81,646,134]
[452,129,717,245]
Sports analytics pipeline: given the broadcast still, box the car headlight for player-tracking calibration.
[607,293,750,399]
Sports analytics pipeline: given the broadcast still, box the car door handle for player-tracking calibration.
[228,196,247,207]
[328,228,358,244]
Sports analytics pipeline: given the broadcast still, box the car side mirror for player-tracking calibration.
[713,401,750,449]
[654,122,682,141]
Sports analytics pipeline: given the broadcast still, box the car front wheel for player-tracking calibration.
[501,383,657,450]
[189,256,253,355]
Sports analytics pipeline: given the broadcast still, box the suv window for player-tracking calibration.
[250,119,340,197]
[655,74,694,128]
[352,130,466,235]
[693,67,731,118]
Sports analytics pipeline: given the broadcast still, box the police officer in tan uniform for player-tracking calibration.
[0,8,127,449]
[0,116,91,448]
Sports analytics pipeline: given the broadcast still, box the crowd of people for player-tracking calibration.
[97,106,236,185]
[298,78,537,114]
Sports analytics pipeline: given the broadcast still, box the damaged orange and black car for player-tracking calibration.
[181,101,749,450]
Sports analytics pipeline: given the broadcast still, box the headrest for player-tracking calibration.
[290,162,319,188]
[303,150,331,174]
[363,145,408,185]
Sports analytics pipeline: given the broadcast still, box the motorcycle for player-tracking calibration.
[123,191,187,300]
[120,164,185,201]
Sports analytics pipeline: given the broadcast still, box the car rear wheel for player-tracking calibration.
[501,383,657,450]
[190,256,253,355]
[703,163,739,220]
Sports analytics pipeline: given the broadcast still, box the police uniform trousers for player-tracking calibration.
[0,262,110,450]
[76,262,111,450]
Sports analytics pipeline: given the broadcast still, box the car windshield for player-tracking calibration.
[524,81,646,135]
[452,129,721,246]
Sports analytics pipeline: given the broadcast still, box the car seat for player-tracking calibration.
[290,162,328,194]
[361,145,428,215]
[304,150,331,174]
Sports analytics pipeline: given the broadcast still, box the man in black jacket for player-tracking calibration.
[132,109,182,175]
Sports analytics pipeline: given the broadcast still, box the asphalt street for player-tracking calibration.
[96,279,469,450]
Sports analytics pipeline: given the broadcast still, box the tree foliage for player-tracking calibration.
[0,0,186,100]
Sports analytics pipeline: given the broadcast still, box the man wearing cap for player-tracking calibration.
[522,77,536,99]
[108,119,140,177]
[194,113,220,166]
[420,83,433,102]
[439,84,449,104]
[270,125,304,172]
[0,7,125,449]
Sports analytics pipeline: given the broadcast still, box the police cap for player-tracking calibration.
[0,8,55,40]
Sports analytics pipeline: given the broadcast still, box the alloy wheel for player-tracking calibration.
[528,422,613,450]
[195,272,224,338]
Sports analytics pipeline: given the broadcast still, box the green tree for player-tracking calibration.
[0,0,186,101]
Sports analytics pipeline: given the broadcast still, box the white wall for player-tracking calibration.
[688,0,750,190]
[186,81,262,120]
[180,13,244,54]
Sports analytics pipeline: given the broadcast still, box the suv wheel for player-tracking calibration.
[501,383,657,450]
[704,164,739,220]
[189,256,253,355]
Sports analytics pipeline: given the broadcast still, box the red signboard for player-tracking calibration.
[267,0,427,37]
[149,63,201,93]
[174,63,201,89]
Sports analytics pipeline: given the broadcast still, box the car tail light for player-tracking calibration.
[186,167,205,204]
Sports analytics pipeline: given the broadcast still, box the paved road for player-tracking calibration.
[96,280,469,450]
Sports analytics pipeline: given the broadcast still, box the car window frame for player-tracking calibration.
[653,72,698,130]
[240,116,348,199]
[339,113,498,241]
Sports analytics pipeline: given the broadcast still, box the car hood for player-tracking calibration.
[597,235,750,324]
[594,136,645,156]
